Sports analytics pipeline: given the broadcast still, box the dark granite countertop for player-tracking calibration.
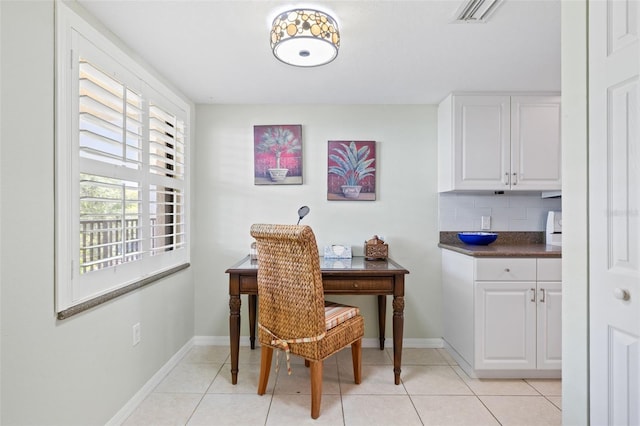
[439,232,562,258]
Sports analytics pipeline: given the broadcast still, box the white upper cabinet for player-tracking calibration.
[510,96,562,190]
[438,94,561,192]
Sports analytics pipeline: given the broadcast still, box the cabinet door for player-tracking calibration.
[453,96,511,190]
[474,281,537,370]
[537,281,562,369]
[510,96,562,190]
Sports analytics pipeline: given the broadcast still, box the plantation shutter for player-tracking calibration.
[56,19,190,314]
[149,104,186,255]
[78,59,143,274]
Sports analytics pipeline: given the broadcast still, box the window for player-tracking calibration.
[56,3,190,316]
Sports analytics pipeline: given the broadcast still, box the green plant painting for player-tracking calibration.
[327,141,376,201]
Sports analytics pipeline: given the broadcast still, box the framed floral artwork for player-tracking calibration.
[254,125,302,185]
[327,140,376,201]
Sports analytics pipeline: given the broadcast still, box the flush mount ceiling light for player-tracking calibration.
[270,9,340,67]
[454,0,503,23]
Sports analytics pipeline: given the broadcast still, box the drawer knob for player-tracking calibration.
[614,288,630,301]
[352,282,359,288]
[504,268,510,272]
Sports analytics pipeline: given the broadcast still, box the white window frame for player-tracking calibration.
[55,2,190,316]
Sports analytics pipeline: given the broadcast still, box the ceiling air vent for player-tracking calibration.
[454,0,503,23]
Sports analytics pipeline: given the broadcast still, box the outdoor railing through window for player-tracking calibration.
[79,218,157,274]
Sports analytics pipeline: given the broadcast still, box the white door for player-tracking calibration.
[510,96,562,191]
[589,1,640,424]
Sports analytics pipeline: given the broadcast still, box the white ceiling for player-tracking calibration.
[76,0,561,105]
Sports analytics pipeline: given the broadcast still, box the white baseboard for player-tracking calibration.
[105,338,195,426]
[402,338,444,348]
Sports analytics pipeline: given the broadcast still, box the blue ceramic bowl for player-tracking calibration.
[458,232,498,245]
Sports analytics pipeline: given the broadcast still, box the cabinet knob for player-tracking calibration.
[613,288,630,301]
[512,172,517,185]
[504,268,510,272]
[352,282,359,288]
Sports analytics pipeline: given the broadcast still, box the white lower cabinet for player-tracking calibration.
[442,250,561,378]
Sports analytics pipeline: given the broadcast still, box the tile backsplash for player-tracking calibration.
[439,193,562,232]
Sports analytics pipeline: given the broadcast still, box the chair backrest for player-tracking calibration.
[250,224,326,341]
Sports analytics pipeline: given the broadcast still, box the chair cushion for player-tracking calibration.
[324,301,360,331]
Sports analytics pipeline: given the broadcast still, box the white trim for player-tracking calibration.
[401,338,444,349]
[105,338,195,426]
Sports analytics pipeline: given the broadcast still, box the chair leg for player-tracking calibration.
[257,346,273,395]
[304,359,310,368]
[310,360,323,419]
[351,339,362,384]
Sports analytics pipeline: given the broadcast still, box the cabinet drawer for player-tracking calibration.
[323,277,393,293]
[475,258,536,281]
[537,258,562,281]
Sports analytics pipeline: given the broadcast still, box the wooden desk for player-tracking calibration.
[226,256,409,385]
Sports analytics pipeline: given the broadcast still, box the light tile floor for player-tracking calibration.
[122,346,561,426]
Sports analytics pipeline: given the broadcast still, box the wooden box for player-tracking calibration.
[364,241,388,260]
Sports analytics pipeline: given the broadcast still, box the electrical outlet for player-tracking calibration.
[481,216,491,230]
[132,323,141,346]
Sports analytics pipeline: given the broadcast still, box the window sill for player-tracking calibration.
[57,263,190,320]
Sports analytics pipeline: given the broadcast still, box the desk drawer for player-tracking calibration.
[323,277,393,292]
[239,275,257,292]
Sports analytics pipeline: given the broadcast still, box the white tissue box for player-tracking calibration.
[323,245,352,259]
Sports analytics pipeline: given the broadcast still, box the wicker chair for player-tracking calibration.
[250,224,364,419]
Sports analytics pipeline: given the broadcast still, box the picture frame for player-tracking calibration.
[327,140,376,201]
[253,125,302,185]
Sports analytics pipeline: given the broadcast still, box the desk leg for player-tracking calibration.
[249,294,257,350]
[392,295,404,385]
[377,295,386,350]
[229,290,241,385]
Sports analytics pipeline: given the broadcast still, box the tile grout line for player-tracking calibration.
[183,362,226,426]
[403,380,426,426]
[263,354,281,426]
[476,395,504,426]
[335,353,347,426]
